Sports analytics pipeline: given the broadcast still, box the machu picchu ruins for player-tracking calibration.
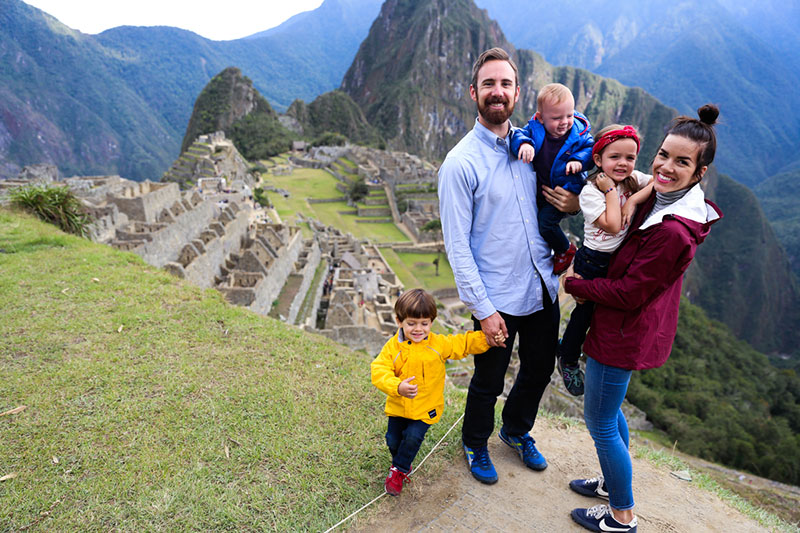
[2,133,460,356]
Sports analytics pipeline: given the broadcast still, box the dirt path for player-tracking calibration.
[347,417,769,532]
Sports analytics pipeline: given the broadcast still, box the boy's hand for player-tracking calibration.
[398,376,418,398]
[518,144,535,164]
[566,161,583,174]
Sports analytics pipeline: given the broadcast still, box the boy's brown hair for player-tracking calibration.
[394,288,437,322]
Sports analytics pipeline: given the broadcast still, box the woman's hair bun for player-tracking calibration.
[697,104,719,126]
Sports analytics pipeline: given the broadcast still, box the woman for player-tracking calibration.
[563,105,723,532]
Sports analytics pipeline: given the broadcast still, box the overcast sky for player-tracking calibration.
[22,0,325,41]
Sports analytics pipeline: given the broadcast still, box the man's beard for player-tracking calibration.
[477,96,515,125]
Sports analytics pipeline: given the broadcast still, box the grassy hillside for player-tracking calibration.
[0,208,464,531]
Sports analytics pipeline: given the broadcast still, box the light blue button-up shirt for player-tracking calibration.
[438,118,558,320]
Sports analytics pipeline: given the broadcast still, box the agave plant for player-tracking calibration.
[8,184,92,237]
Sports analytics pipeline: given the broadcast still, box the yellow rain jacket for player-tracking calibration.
[371,328,490,424]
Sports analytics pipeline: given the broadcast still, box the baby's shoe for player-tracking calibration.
[553,243,577,275]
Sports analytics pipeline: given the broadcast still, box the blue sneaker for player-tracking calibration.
[571,504,638,532]
[498,428,547,470]
[462,443,498,484]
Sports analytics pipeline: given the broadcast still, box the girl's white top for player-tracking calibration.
[580,170,652,253]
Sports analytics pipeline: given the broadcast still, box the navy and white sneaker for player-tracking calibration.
[462,443,498,484]
[571,504,638,532]
[570,476,609,499]
[498,428,547,470]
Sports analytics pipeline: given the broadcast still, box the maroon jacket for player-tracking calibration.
[564,186,723,370]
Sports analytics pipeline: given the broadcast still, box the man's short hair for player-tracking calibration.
[471,47,519,89]
[536,83,574,111]
[395,288,437,321]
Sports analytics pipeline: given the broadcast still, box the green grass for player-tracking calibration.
[382,250,455,292]
[0,209,460,531]
[264,161,406,243]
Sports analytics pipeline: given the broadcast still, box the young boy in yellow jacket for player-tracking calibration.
[371,288,491,495]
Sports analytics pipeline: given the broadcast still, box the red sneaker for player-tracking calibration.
[384,466,410,496]
[553,243,577,275]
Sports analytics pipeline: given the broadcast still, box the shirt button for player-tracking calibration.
[520,196,524,201]
[525,219,529,223]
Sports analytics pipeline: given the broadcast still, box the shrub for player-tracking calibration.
[8,184,91,237]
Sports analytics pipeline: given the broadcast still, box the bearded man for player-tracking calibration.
[438,47,579,484]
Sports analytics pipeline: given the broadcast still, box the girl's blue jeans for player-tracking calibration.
[583,356,634,510]
[385,416,430,473]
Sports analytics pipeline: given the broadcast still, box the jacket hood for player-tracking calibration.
[639,183,723,243]
[573,110,591,137]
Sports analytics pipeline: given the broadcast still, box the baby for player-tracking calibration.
[510,83,594,274]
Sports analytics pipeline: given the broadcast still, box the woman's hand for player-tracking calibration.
[564,265,586,304]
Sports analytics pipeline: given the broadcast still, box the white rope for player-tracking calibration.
[322,413,465,533]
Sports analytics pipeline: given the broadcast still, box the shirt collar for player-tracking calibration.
[472,117,511,152]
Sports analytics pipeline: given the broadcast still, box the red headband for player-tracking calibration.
[592,126,640,159]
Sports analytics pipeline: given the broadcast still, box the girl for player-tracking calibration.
[564,105,723,532]
[556,125,652,396]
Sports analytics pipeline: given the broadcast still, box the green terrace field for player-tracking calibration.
[0,209,466,531]
[381,248,456,293]
[260,158,407,244]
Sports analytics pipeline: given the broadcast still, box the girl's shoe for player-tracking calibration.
[384,466,410,496]
[558,357,585,396]
[571,504,637,532]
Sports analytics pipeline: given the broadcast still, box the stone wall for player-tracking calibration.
[242,228,304,316]
[182,205,251,288]
[314,325,389,355]
[287,240,322,325]
[133,200,218,269]
[111,182,181,223]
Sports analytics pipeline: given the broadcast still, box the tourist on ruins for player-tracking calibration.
[438,47,580,485]
[564,105,723,533]
[511,82,595,275]
[371,289,491,496]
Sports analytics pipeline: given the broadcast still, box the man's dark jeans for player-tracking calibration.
[558,245,612,366]
[386,416,430,473]
[462,289,560,447]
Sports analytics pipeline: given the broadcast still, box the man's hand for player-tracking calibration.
[542,185,580,213]
[480,312,508,348]
[398,376,418,398]
[518,144,535,164]
[566,161,583,175]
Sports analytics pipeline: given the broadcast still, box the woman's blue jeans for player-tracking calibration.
[385,416,430,473]
[583,357,634,510]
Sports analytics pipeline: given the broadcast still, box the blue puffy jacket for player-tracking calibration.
[510,110,594,194]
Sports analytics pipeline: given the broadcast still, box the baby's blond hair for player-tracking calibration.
[537,83,574,112]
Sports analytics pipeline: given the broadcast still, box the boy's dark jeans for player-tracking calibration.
[386,416,430,473]
[537,202,570,254]
[558,245,612,366]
